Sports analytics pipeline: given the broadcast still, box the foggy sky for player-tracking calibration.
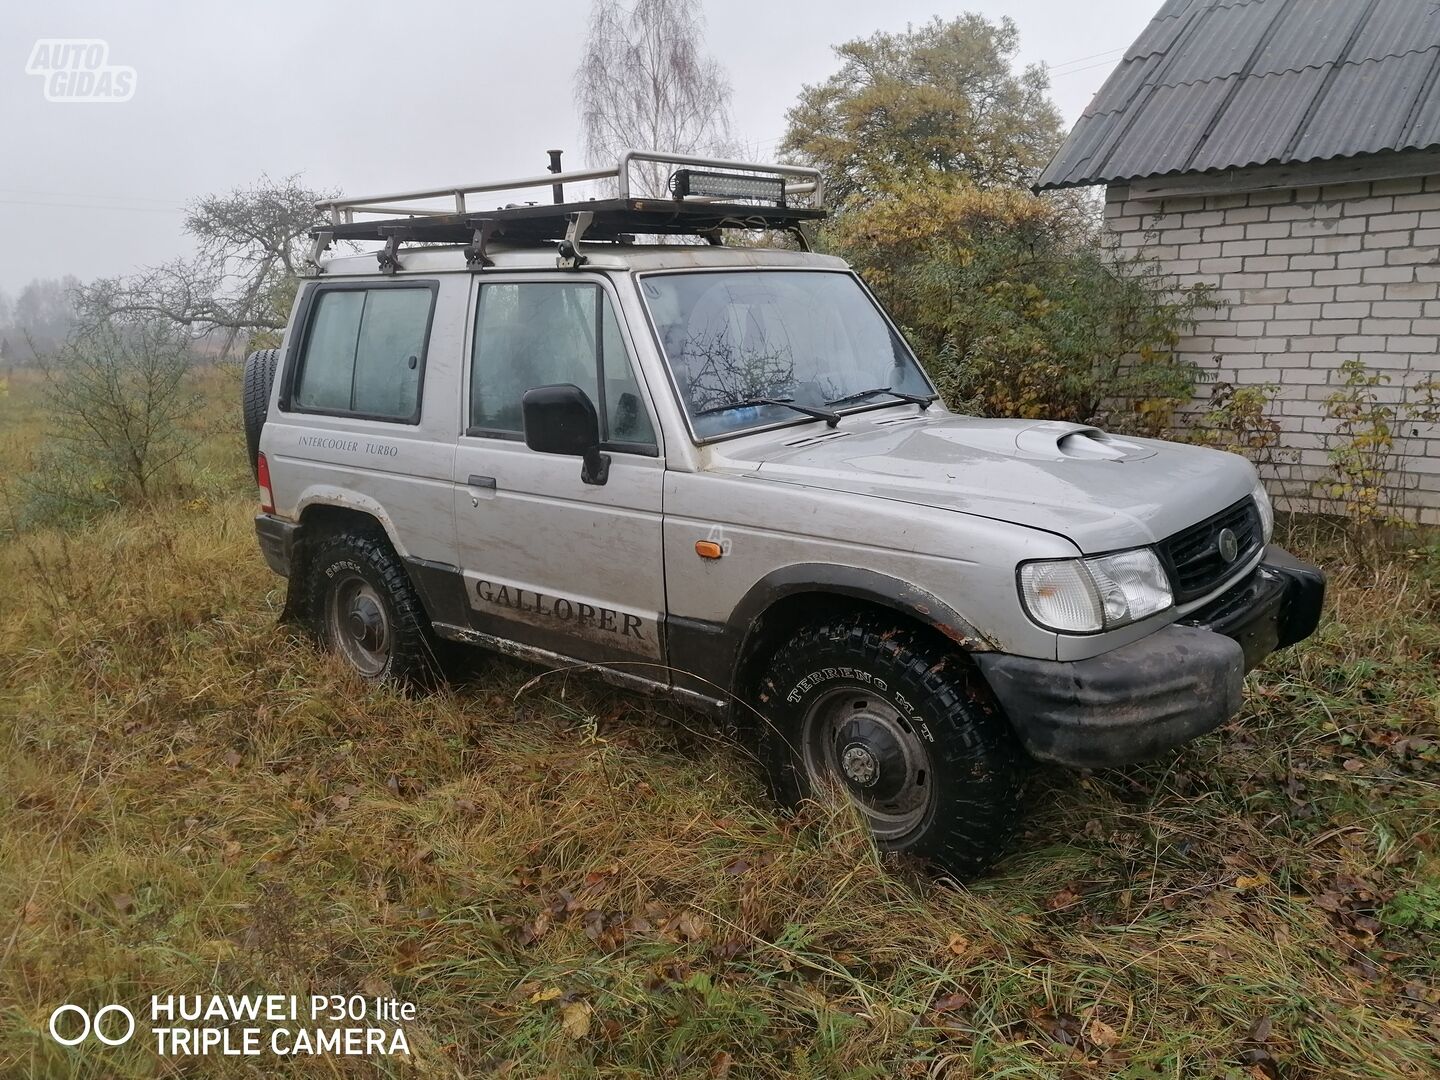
[1,0,1159,294]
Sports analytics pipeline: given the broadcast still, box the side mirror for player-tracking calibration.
[521,383,610,486]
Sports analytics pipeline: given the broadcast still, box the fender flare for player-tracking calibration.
[292,488,410,557]
[668,563,997,702]
[730,563,996,654]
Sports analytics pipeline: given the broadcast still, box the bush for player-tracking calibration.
[1187,380,1295,476]
[1317,357,1440,527]
[825,179,1216,435]
[22,314,198,526]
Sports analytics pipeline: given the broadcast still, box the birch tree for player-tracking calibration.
[576,0,736,196]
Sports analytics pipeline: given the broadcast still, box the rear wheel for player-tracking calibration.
[756,614,1025,879]
[306,529,439,684]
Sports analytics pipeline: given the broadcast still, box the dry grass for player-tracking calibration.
[0,374,1435,1078]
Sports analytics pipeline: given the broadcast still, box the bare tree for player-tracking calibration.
[77,174,332,359]
[38,311,197,505]
[576,0,735,196]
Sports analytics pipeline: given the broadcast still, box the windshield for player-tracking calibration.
[640,270,934,439]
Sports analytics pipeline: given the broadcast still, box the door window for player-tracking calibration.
[469,282,656,450]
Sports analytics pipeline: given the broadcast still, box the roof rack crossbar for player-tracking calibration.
[317,149,824,223]
[313,200,827,249]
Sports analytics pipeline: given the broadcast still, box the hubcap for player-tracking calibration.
[841,743,880,787]
[799,688,935,843]
[327,572,391,677]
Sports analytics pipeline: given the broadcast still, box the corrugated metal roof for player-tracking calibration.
[1036,0,1440,191]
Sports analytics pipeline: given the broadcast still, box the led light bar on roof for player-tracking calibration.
[668,169,787,205]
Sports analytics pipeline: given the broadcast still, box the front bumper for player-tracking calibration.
[974,545,1324,769]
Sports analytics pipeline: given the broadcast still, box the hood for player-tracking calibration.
[710,411,1257,554]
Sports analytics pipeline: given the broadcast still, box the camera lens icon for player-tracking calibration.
[48,1004,135,1046]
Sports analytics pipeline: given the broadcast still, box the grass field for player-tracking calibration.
[0,371,1437,1078]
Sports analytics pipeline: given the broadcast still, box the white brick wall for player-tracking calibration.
[1107,173,1440,524]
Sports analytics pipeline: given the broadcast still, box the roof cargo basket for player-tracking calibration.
[311,150,826,252]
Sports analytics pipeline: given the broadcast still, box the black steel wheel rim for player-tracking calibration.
[326,572,391,677]
[798,686,934,842]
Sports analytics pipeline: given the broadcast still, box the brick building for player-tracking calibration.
[1036,0,1440,522]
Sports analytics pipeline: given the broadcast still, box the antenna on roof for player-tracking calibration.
[547,150,565,204]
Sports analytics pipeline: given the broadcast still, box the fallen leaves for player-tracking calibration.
[1309,874,1387,943]
[1039,1010,1083,1047]
[521,984,594,1041]
[516,908,551,947]
[559,1000,592,1039]
[509,864,722,957]
[923,991,973,1040]
[930,992,969,1015]
[661,909,707,944]
[1238,1015,1281,1078]
[1045,886,1083,912]
[1085,1017,1119,1049]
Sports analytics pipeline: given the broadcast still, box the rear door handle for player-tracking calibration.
[467,475,496,490]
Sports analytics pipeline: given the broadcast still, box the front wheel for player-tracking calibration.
[756,614,1025,880]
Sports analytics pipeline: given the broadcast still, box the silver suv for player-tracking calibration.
[245,152,1324,878]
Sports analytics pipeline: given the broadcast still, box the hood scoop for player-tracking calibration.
[1014,423,1157,462]
[1056,429,1128,460]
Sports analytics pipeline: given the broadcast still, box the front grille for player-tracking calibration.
[1158,497,1263,603]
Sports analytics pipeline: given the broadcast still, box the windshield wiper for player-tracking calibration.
[825,386,935,410]
[694,397,841,427]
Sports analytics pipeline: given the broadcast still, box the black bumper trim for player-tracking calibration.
[254,514,298,578]
[976,626,1245,768]
[976,545,1324,769]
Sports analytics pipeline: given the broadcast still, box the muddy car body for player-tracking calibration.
[248,152,1324,876]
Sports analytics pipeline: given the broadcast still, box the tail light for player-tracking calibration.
[256,452,275,514]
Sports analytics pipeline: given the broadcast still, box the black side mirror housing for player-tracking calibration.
[521,384,610,485]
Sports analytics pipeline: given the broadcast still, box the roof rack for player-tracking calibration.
[309,150,826,269]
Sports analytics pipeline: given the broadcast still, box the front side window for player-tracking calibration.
[469,282,656,448]
[640,270,934,439]
[292,285,432,421]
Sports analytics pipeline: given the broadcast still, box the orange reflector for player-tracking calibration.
[695,539,724,560]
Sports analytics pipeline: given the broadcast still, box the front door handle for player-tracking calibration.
[467,475,496,491]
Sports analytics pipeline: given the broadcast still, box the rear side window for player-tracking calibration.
[291,284,434,421]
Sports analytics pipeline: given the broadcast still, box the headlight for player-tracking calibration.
[1252,481,1274,543]
[1019,548,1173,633]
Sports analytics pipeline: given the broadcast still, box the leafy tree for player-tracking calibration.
[785,15,1213,434]
[825,179,1214,436]
[576,0,735,196]
[782,15,1063,206]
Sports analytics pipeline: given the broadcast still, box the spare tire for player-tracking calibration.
[242,348,281,478]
